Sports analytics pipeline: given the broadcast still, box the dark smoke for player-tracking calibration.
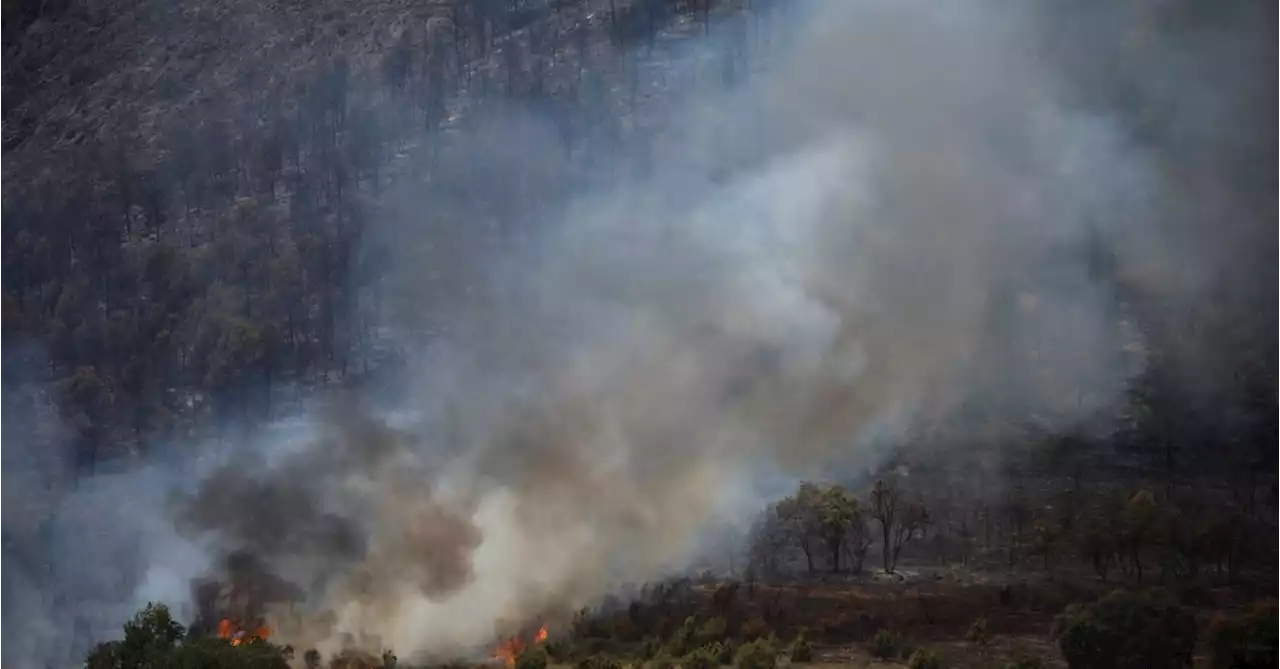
[168,404,486,653]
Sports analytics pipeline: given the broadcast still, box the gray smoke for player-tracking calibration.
[1,374,214,667]
[3,0,1271,665]
[186,0,1153,655]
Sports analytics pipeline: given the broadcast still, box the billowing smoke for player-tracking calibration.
[2,345,214,668]
[168,0,1151,656]
[3,0,1271,665]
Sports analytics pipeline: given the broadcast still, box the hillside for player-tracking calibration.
[1,0,1276,667]
[3,0,765,460]
[4,0,1275,477]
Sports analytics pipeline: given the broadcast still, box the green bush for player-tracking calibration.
[789,629,812,663]
[640,637,661,660]
[1000,658,1044,669]
[613,617,641,642]
[545,639,572,661]
[653,616,676,641]
[965,617,991,645]
[1209,601,1278,669]
[715,639,737,665]
[1053,589,1197,669]
[575,655,621,669]
[517,648,549,669]
[700,642,724,666]
[648,652,676,669]
[682,647,718,669]
[83,603,291,669]
[907,648,941,669]
[667,617,700,656]
[734,639,776,669]
[740,617,771,642]
[698,617,728,645]
[569,639,609,661]
[868,630,900,660]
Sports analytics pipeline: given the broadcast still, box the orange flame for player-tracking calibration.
[494,636,525,667]
[492,625,548,667]
[218,619,271,646]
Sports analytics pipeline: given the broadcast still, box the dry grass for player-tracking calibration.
[536,572,1269,669]
[685,571,1106,645]
[793,634,1063,669]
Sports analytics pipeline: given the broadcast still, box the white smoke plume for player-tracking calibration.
[203,0,1150,656]
[3,0,1271,666]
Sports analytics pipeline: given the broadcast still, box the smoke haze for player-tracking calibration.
[3,0,1273,666]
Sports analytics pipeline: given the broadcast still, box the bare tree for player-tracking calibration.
[746,506,791,578]
[777,482,823,573]
[842,503,874,573]
[870,479,899,573]
[871,479,930,574]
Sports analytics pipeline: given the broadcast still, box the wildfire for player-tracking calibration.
[218,618,272,647]
[493,625,549,667]
[493,637,525,667]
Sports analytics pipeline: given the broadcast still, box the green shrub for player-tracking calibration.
[545,639,570,661]
[907,648,941,669]
[734,639,776,669]
[681,647,717,669]
[1209,601,1278,669]
[667,617,700,656]
[569,639,609,661]
[575,655,620,669]
[715,639,737,665]
[789,629,812,663]
[648,652,676,669]
[641,637,661,660]
[698,617,728,645]
[1000,658,1044,669]
[965,617,991,645]
[613,617,641,642]
[517,648,549,669]
[83,603,292,669]
[740,617,771,642]
[868,630,900,660]
[1053,589,1197,669]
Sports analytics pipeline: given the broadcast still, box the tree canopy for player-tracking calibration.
[84,603,293,669]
